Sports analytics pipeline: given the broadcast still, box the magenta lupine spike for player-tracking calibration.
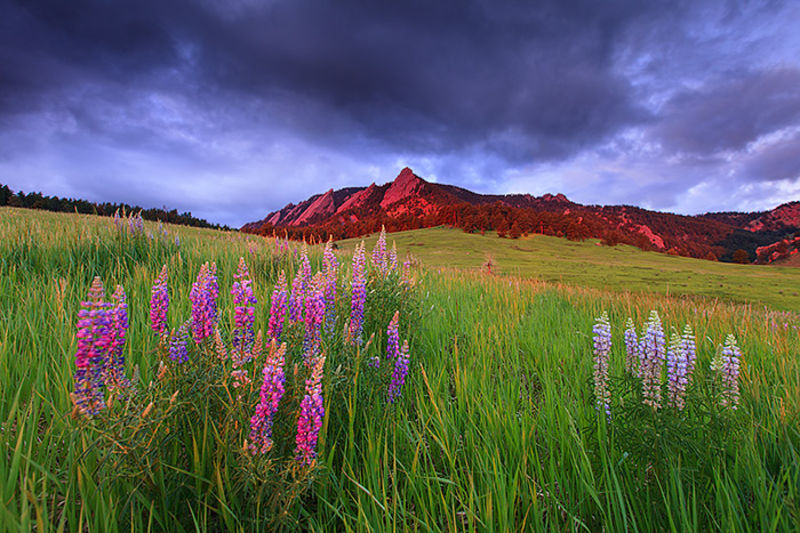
[249,340,287,454]
[231,257,257,356]
[106,285,131,390]
[169,321,190,363]
[288,272,305,323]
[592,312,612,417]
[190,262,219,343]
[623,317,639,374]
[639,310,665,409]
[322,239,338,330]
[681,325,697,381]
[714,334,742,410]
[349,241,367,344]
[267,271,288,342]
[371,226,388,275]
[71,277,112,416]
[388,339,411,403]
[386,310,400,360]
[303,273,326,360]
[150,265,169,335]
[296,354,326,466]
[666,330,689,410]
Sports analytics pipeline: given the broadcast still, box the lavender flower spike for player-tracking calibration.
[71,277,112,416]
[296,354,326,466]
[249,340,287,454]
[372,225,388,275]
[388,339,410,403]
[592,311,612,417]
[190,262,219,344]
[713,334,742,410]
[303,273,326,361]
[349,241,367,344]
[267,271,288,342]
[639,310,665,409]
[681,324,697,381]
[169,321,190,363]
[231,257,257,356]
[288,272,305,323]
[106,285,131,391]
[666,330,689,410]
[150,265,169,335]
[623,317,639,375]
[386,310,400,360]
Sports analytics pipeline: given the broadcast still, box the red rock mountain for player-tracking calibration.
[242,168,800,264]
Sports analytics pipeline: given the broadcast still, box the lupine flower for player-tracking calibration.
[249,340,286,454]
[231,257,257,355]
[299,247,312,290]
[592,311,612,417]
[169,321,190,363]
[714,334,742,409]
[288,272,305,323]
[388,339,410,403]
[268,271,288,342]
[303,273,326,361]
[681,325,697,380]
[371,226,388,275]
[386,310,400,360]
[214,328,227,361]
[190,262,219,343]
[400,255,415,289]
[623,317,639,374]
[296,354,326,466]
[322,239,338,330]
[349,241,367,344]
[71,277,112,416]
[639,310,665,409]
[666,330,689,410]
[388,242,398,272]
[150,265,169,335]
[105,285,131,391]
[112,209,121,230]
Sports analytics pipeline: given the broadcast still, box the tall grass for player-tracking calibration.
[1,207,798,531]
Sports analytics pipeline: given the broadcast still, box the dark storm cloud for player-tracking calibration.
[742,131,800,182]
[653,68,800,156]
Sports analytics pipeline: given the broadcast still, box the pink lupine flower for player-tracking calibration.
[105,285,131,391]
[268,271,288,342]
[231,257,257,355]
[592,312,612,417]
[190,262,219,343]
[72,277,112,416]
[150,265,169,335]
[296,355,326,466]
[249,340,286,454]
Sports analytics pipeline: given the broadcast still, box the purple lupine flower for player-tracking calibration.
[288,272,305,323]
[303,273,326,361]
[388,242,398,273]
[639,310,665,409]
[666,330,689,410]
[592,311,612,417]
[150,265,169,335]
[713,334,742,410]
[300,247,312,290]
[71,277,112,416]
[386,310,400,360]
[623,317,639,375]
[267,271,288,342]
[371,226,388,275]
[190,262,219,343]
[231,257,257,356]
[169,321,190,363]
[681,325,697,381]
[322,239,338,331]
[388,339,410,403]
[296,354,326,466]
[105,285,131,391]
[249,340,286,454]
[349,241,367,344]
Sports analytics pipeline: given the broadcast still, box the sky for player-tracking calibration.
[1,0,800,227]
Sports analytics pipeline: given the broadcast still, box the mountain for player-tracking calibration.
[242,168,799,263]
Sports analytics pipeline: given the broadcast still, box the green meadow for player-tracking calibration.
[1,206,799,531]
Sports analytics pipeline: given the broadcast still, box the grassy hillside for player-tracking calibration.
[2,207,799,531]
[338,226,800,310]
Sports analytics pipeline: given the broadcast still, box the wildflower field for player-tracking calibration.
[1,206,799,531]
